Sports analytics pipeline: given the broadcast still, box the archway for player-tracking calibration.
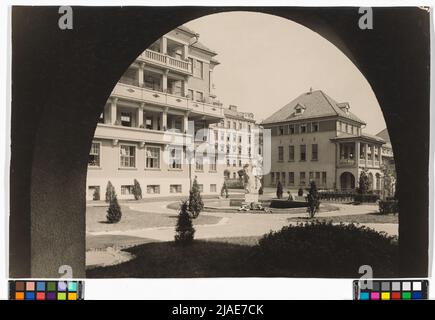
[10,7,429,278]
[340,172,355,191]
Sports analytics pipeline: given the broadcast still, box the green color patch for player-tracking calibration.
[402,292,411,300]
[57,292,66,300]
[47,282,56,291]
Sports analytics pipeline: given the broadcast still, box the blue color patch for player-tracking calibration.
[412,291,422,300]
[36,282,45,291]
[25,292,35,300]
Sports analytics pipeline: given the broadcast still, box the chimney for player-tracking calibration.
[229,105,238,111]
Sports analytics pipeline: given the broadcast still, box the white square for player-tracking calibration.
[402,282,411,290]
[413,282,422,291]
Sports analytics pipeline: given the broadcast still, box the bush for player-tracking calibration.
[106,195,122,223]
[225,179,244,189]
[132,179,142,200]
[269,200,308,209]
[174,201,195,245]
[105,181,116,203]
[252,221,398,277]
[378,200,399,215]
[354,193,379,203]
[93,188,100,201]
[358,170,370,194]
[298,188,304,197]
[318,191,355,202]
[189,177,204,219]
[307,181,320,218]
[221,182,229,198]
[276,181,283,199]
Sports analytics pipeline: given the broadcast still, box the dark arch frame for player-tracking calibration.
[10,6,430,278]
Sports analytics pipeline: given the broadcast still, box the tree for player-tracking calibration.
[132,179,142,200]
[276,181,283,199]
[358,169,370,194]
[175,201,195,245]
[106,195,122,223]
[189,177,204,219]
[307,181,320,218]
[221,181,229,198]
[105,181,116,203]
[380,163,396,199]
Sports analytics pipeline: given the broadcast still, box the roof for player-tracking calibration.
[191,41,217,56]
[262,90,366,125]
[330,132,386,144]
[224,108,256,122]
[176,25,197,36]
[376,128,390,142]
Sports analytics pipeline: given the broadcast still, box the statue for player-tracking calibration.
[239,162,262,204]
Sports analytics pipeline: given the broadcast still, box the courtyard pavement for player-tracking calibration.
[86,200,398,268]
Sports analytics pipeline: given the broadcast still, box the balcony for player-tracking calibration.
[112,83,224,120]
[138,49,192,75]
[338,158,356,167]
[94,124,191,146]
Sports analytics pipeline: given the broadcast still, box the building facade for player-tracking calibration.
[209,105,262,180]
[86,25,226,200]
[262,90,386,193]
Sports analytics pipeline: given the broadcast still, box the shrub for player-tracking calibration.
[252,221,398,277]
[269,200,308,209]
[354,193,379,203]
[318,191,355,202]
[258,186,263,195]
[276,181,283,199]
[221,182,229,198]
[307,181,320,218]
[225,179,244,189]
[379,200,399,215]
[175,201,195,245]
[132,179,142,200]
[298,188,304,197]
[189,177,204,219]
[106,195,122,223]
[105,181,116,203]
[93,188,100,201]
[358,170,370,194]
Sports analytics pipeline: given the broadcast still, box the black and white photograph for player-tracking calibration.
[7,5,430,285]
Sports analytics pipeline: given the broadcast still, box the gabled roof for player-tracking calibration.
[376,128,390,142]
[262,90,366,125]
[177,25,197,36]
[330,132,385,144]
[191,41,217,56]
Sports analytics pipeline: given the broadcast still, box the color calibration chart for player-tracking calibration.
[353,280,428,300]
[9,280,84,300]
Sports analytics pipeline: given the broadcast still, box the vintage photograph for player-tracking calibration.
[9,7,430,279]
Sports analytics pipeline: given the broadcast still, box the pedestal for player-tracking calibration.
[245,193,259,204]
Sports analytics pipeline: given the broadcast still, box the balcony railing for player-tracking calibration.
[139,49,191,74]
[112,83,224,119]
[338,158,356,166]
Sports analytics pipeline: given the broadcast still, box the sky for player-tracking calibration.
[186,11,386,135]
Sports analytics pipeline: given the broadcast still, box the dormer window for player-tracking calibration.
[294,104,306,115]
[338,103,350,114]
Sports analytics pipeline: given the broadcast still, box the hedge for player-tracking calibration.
[318,191,379,203]
[378,200,399,215]
[225,179,244,189]
[354,193,379,203]
[270,200,308,209]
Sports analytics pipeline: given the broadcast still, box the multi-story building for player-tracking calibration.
[209,105,262,180]
[376,128,396,197]
[262,89,386,192]
[86,25,226,200]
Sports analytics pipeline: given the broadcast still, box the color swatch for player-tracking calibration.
[354,280,428,300]
[9,280,84,300]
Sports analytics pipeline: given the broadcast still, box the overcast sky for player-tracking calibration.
[186,11,386,135]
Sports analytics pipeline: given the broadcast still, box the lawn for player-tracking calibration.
[288,213,398,224]
[86,205,222,233]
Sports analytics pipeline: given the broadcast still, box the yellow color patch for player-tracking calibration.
[381,292,390,300]
[68,292,77,300]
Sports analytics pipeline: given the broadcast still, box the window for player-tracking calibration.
[98,112,104,124]
[210,184,217,192]
[289,125,295,134]
[233,122,237,129]
[87,186,100,201]
[309,171,314,182]
[145,146,160,169]
[311,144,318,161]
[121,185,134,195]
[120,145,136,168]
[209,156,217,171]
[281,172,286,185]
[170,184,182,193]
[196,91,204,102]
[147,185,160,194]
[233,172,237,179]
[145,116,154,130]
[300,172,306,186]
[233,134,236,142]
[198,184,204,192]
[322,172,327,186]
[220,133,224,141]
[188,89,194,99]
[271,172,275,184]
[238,160,242,167]
[169,147,183,169]
[120,112,132,127]
[278,126,284,135]
[288,145,295,161]
[226,159,230,167]
[238,146,242,155]
[288,172,295,186]
[312,122,319,132]
[239,122,243,130]
[248,124,251,132]
[232,145,236,153]
[233,160,237,167]
[195,152,204,171]
[238,135,242,143]
[193,59,203,78]
[88,142,101,167]
[300,124,307,133]
[300,145,306,161]
[226,121,231,129]
[220,144,224,152]
[226,135,230,142]
[214,131,218,142]
[278,146,284,161]
[315,172,321,186]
